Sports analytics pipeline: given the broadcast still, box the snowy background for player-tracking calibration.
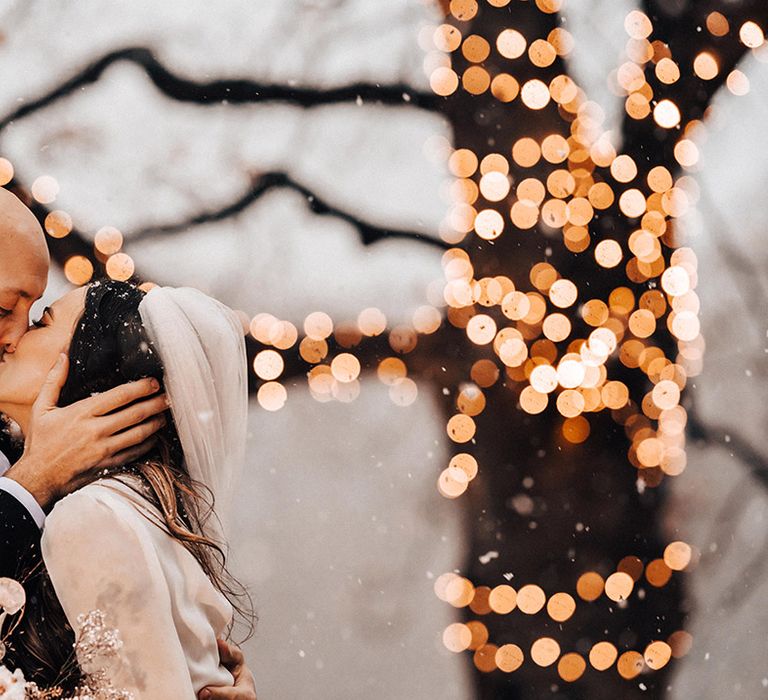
[2,0,767,697]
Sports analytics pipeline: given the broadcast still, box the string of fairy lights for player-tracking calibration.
[1,0,765,686]
[434,541,696,681]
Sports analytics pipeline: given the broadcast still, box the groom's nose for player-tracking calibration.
[0,315,28,353]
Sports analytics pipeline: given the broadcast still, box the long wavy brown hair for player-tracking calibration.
[5,280,254,691]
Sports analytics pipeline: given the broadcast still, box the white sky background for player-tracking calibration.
[2,0,768,696]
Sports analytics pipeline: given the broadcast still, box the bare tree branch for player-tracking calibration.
[0,48,447,255]
[127,170,450,250]
[620,0,768,170]
[0,46,440,132]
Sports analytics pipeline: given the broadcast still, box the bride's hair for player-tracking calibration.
[9,280,254,689]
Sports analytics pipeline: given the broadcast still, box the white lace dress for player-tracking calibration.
[40,477,234,699]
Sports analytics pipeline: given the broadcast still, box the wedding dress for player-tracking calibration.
[41,478,234,696]
[39,286,249,698]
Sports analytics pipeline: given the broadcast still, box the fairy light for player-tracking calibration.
[63,255,94,285]
[44,210,73,239]
[0,158,13,185]
[693,52,719,80]
[653,99,681,128]
[30,175,59,204]
[105,252,135,281]
[94,226,123,255]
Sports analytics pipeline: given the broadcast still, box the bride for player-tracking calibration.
[0,279,254,697]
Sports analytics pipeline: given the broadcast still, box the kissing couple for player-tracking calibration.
[0,188,258,699]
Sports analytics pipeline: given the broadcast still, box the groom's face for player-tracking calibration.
[0,190,49,357]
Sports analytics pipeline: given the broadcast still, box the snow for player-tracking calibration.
[7,0,768,696]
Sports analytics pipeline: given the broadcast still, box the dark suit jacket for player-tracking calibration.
[1,441,73,685]
[0,489,63,687]
[0,488,41,580]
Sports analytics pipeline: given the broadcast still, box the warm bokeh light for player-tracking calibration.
[31,175,59,203]
[257,381,287,411]
[589,642,618,671]
[64,255,94,285]
[693,52,718,80]
[516,584,546,615]
[557,653,586,682]
[94,226,124,255]
[530,637,560,667]
[740,21,765,49]
[654,99,681,129]
[496,28,526,59]
[304,311,334,340]
[546,592,575,622]
[253,349,284,381]
[0,158,14,185]
[105,252,135,281]
[44,210,73,239]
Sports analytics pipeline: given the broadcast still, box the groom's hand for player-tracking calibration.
[198,638,257,700]
[6,353,168,509]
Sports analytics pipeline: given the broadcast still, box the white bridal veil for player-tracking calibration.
[138,286,248,543]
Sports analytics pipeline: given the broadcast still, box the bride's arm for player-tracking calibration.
[41,488,196,699]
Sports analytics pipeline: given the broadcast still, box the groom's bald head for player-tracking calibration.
[0,188,49,352]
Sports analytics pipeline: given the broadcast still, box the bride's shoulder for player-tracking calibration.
[40,477,167,581]
[43,475,157,539]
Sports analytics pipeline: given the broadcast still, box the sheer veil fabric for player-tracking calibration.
[138,286,248,544]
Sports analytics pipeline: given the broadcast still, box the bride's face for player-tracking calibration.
[0,287,86,410]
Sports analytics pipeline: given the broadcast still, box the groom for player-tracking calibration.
[0,188,257,700]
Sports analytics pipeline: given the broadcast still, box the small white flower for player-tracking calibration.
[0,579,25,615]
[0,665,26,700]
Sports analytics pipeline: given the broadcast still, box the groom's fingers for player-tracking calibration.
[83,377,161,417]
[101,394,169,434]
[33,353,69,412]
[217,638,245,667]
[198,639,257,700]
[98,436,160,469]
[104,415,167,456]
